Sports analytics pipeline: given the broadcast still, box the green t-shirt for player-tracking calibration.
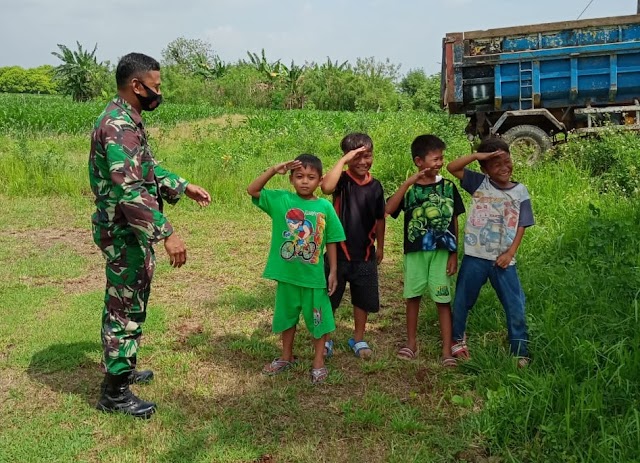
[253,189,346,288]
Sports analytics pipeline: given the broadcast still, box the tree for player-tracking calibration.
[162,37,218,75]
[51,42,107,101]
[399,69,442,111]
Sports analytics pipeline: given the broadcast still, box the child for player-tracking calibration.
[321,133,386,359]
[386,135,465,366]
[446,137,534,366]
[247,154,346,384]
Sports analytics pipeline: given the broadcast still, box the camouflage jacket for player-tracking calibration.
[89,96,188,247]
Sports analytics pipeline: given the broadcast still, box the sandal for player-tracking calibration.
[310,367,329,384]
[451,340,469,360]
[348,338,372,359]
[262,358,296,376]
[324,340,334,359]
[396,347,418,360]
[441,357,457,368]
[517,357,530,368]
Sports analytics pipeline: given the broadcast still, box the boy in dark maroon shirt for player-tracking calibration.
[322,133,386,359]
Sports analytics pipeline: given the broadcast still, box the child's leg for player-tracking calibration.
[488,264,529,358]
[402,253,429,356]
[435,302,453,358]
[303,287,337,369]
[405,297,421,353]
[348,260,379,358]
[312,336,325,370]
[452,256,490,343]
[268,282,302,371]
[353,306,368,342]
[324,260,347,352]
[281,326,296,362]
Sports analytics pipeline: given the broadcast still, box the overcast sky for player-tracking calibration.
[0,0,635,75]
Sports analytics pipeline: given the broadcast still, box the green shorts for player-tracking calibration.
[403,250,452,303]
[273,281,336,339]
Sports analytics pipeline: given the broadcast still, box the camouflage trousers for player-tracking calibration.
[94,229,155,375]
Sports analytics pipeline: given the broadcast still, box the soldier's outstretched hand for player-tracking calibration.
[164,233,187,268]
[185,184,211,207]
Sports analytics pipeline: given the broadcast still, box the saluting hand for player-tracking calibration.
[185,184,212,207]
[474,150,506,162]
[342,146,369,163]
[274,160,302,175]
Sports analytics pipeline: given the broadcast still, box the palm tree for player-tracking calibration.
[51,42,103,102]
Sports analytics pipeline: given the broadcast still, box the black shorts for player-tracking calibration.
[326,259,380,313]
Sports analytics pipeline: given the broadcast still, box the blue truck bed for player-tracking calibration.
[441,14,640,152]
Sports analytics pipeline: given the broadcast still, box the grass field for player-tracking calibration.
[1,95,639,462]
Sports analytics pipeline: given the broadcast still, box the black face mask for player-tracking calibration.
[136,81,163,111]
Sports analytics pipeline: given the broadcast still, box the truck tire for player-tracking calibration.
[502,125,552,165]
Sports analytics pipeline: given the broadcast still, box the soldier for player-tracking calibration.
[89,52,211,418]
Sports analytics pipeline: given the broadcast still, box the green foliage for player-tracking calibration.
[51,42,110,102]
[557,131,640,196]
[0,93,225,135]
[162,37,219,74]
[6,41,441,112]
[400,69,442,111]
[301,63,358,110]
[460,159,640,462]
[0,66,58,94]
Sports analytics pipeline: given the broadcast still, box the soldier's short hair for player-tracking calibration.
[294,154,323,176]
[116,53,161,88]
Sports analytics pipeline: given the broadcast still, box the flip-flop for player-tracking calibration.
[441,357,457,368]
[396,347,418,360]
[262,358,296,376]
[348,338,372,359]
[451,341,470,360]
[324,340,334,359]
[310,367,329,384]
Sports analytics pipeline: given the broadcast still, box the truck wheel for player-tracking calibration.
[502,125,552,165]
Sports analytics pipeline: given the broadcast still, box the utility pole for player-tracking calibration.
[637,0,640,14]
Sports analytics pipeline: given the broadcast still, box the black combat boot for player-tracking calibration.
[129,369,154,385]
[96,373,156,418]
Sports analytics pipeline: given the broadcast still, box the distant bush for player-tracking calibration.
[0,66,58,94]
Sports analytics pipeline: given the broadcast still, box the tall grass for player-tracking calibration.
[0,93,227,135]
[465,160,640,461]
[1,96,639,461]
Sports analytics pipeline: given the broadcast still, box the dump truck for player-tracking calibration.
[441,14,640,161]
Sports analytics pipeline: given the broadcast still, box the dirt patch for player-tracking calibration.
[174,320,204,343]
[148,114,247,141]
[8,227,99,259]
[8,227,104,295]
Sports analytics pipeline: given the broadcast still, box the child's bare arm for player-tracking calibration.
[495,226,526,269]
[326,242,338,296]
[247,160,302,199]
[375,218,385,265]
[447,151,504,179]
[321,147,369,194]
[384,168,431,215]
[446,214,460,276]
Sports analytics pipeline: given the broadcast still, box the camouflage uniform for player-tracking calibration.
[89,96,188,375]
